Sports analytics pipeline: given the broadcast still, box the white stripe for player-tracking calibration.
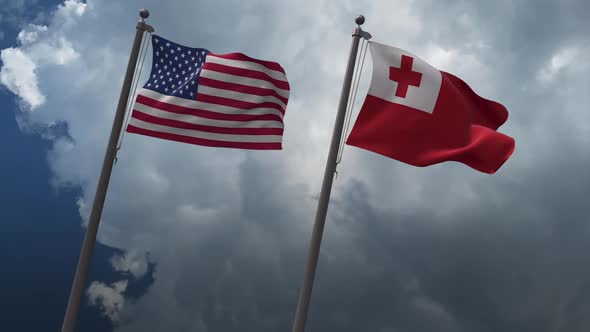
[137,89,285,120]
[128,117,283,143]
[197,85,286,110]
[199,70,290,98]
[133,102,284,128]
[205,55,288,82]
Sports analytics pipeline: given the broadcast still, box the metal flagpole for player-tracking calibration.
[291,15,371,332]
[61,9,155,332]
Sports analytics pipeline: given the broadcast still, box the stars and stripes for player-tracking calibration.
[126,35,290,150]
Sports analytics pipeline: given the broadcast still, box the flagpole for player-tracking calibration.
[60,9,154,332]
[291,15,369,332]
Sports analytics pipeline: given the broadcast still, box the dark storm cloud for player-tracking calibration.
[114,138,590,332]
[410,0,589,63]
[409,0,589,123]
[113,155,310,332]
[304,136,590,332]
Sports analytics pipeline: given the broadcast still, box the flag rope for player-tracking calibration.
[336,38,369,168]
[115,31,152,163]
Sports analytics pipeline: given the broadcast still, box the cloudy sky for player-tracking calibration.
[1,0,589,331]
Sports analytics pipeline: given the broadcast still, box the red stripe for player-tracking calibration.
[196,93,285,115]
[131,110,284,136]
[199,77,289,105]
[202,63,290,91]
[126,124,282,150]
[136,94,283,123]
[207,52,286,75]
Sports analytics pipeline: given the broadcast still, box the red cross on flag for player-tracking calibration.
[346,41,515,174]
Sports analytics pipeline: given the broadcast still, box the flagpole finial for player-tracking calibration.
[137,8,155,33]
[355,15,365,26]
[139,9,150,20]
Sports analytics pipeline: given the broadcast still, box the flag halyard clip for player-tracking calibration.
[359,31,372,40]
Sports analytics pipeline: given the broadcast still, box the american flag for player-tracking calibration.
[126,35,290,150]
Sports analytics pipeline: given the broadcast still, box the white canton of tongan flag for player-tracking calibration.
[127,34,290,150]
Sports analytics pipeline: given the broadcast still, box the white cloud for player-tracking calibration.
[537,46,580,83]
[59,0,87,17]
[0,47,44,108]
[87,280,128,321]
[0,0,85,110]
[110,251,149,279]
[17,25,48,44]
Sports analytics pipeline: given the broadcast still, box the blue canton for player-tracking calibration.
[144,35,209,100]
